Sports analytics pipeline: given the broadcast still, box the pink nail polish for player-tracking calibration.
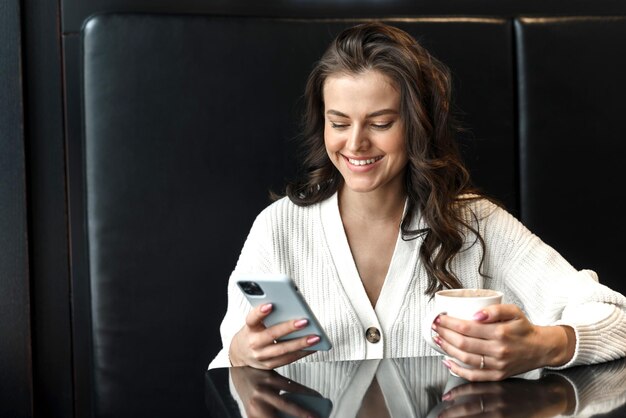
[442,359,452,369]
[260,303,273,313]
[294,319,308,329]
[433,336,443,346]
[473,310,488,321]
[306,336,320,345]
[442,392,451,401]
[434,316,442,324]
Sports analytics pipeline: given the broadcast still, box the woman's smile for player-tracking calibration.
[344,155,384,169]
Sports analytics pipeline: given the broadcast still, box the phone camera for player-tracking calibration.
[238,281,264,296]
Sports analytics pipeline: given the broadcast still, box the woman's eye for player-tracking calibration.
[330,122,348,129]
[372,122,393,130]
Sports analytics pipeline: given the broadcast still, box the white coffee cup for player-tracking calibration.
[423,288,503,372]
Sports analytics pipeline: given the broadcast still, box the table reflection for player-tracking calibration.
[206,356,626,418]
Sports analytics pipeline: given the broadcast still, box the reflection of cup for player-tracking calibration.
[423,289,503,373]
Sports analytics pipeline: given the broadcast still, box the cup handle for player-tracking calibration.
[422,310,446,355]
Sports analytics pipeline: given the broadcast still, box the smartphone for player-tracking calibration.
[235,273,332,351]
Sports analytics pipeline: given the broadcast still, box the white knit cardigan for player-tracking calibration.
[209,193,626,369]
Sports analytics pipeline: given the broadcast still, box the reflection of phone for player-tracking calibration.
[236,273,332,351]
[277,392,333,418]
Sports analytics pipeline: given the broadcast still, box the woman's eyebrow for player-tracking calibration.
[326,109,399,118]
[326,109,349,118]
[366,109,399,118]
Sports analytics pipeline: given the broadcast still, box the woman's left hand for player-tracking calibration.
[432,304,576,381]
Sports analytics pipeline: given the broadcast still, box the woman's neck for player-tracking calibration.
[338,185,406,224]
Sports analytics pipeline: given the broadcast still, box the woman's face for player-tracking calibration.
[323,70,408,197]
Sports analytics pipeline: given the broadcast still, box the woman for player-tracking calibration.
[209,22,626,381]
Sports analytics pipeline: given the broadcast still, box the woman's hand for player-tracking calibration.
[432,304,576,381]
[229,303,321,369]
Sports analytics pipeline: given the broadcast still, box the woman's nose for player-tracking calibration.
[346,125,369,152]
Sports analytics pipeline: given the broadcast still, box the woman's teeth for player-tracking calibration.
[348,156,382,166]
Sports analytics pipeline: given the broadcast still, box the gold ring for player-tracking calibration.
[480,355,485,369]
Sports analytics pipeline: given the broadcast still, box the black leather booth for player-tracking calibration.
[516,17,626,287]
[75,14,626,417]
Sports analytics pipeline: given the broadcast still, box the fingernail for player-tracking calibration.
[306,335,320,345]
[433,336,443,346]
[431,322,437,331]
[294,319,308,329]
[434,316,442,324]
[260,303,272,313]
[442,359,452,369]
[473,310,488,321]
[442,392,451,401]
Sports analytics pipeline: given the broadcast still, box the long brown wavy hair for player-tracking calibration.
[284,22,491,295]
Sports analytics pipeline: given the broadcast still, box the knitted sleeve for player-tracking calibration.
[478,200,626,368]
[208,206,276,369]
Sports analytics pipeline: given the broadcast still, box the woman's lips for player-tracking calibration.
[344,155,383,166]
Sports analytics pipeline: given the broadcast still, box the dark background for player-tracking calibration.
[3,1,626,417]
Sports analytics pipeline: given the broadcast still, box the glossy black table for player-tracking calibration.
[205,356,626,418]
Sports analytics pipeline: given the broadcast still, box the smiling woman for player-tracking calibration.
[209,22,626,381]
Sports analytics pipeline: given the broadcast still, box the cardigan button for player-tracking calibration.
[365,327,381,343]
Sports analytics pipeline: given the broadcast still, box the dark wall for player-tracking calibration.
[0,0,33,417]
[21,0,75,416]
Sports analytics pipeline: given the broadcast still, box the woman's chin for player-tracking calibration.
[341,180,381,194]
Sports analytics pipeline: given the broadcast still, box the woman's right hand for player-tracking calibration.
[229,303,321,369]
